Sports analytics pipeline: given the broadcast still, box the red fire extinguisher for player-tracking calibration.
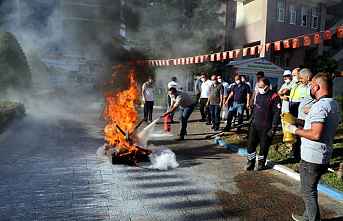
[164,114,171,132]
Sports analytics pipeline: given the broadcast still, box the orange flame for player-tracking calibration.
[103,69,139,147]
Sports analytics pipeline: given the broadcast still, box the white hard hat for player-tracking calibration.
[283,70,292,76]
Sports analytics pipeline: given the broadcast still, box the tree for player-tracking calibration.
[0,32,31,95]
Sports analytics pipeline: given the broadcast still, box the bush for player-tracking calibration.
[0,32,31,94]
[0,101,25,129]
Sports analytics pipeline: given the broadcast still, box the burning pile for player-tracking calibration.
[102,68,151,165]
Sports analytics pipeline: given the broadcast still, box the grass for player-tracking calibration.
[223,124,343,192]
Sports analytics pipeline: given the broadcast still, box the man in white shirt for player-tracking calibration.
[199,74,212,123]
[142,76,155,122]
[167,76,179,123]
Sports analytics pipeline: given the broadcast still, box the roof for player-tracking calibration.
[226,58,284,74]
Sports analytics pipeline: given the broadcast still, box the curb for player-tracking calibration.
[214,136,343,202]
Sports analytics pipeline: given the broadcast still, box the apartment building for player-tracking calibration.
[226,0,340,68]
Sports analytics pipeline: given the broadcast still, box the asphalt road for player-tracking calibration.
[0,106,342,221]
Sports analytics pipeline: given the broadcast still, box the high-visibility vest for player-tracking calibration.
[289,83,310,103]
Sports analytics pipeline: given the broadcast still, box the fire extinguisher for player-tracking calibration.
[164,114,171,132]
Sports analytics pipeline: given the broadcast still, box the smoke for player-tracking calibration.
[147,146,179,171]
[0,1,118,117]
[136,118,160,146]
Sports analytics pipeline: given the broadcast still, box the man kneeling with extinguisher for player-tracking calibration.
[246,77,281,171]
[163,87,196,141]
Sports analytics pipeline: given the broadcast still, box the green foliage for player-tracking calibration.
[322,173,343,192]
[0,101,25,128]
[0,32,31,94]
[311,55,338,74]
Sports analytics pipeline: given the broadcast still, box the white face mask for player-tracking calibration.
[241,78,246,82]
[218,79,222,83]
[292,76,298,82]
[258,87,267,94]
[235,80,241,85]
[201,78,205,82]
[284,79,291,83]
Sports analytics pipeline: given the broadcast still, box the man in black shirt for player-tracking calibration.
[223,74,251,131]
[246,78,280,171]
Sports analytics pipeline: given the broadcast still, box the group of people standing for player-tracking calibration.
[143,69,341,221]
[196,72,257,133]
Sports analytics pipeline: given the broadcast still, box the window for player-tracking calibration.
[277,0,285,22]
[311,8,319,29]
[301,7,308,27]
[289,5,297,25]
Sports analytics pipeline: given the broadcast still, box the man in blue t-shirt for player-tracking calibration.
[223,74,251,131]
[285,73,341,221]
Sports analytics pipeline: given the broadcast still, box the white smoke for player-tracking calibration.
[147,146,179,171]
[96,144,110,162]
[136,118,160,146]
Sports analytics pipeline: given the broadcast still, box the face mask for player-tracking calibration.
[284,79,291,83]
[241,78,246,82]
[292,76,298,82]
[235,80,241,85]
[218,79,222,83]
[201,78,205,82]
[258,88,266,94]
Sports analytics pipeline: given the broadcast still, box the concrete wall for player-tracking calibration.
[266,0,323,42]
[266,0,327,69]
[228,0,268,49]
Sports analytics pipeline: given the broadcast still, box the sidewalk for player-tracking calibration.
[145,110,343,221]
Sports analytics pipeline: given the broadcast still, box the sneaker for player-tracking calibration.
[291,214,305,221]
[257,164,266,171]
[206,122,212,125]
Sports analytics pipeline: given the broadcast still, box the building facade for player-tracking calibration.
[226,0,340,69]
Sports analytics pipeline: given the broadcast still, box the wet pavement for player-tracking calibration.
[0,107,342,221]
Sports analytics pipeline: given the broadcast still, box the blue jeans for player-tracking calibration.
[179,105,195,137]
[300,160,328,221]
[209,105,221,130]
[226,102,245,129]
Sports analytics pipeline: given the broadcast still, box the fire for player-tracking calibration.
[103,69,139,148]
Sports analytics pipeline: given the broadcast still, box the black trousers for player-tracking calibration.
[144,101,154,121]
[300,160,328,221]
[199,98,211,122]
[247,124,272,164]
